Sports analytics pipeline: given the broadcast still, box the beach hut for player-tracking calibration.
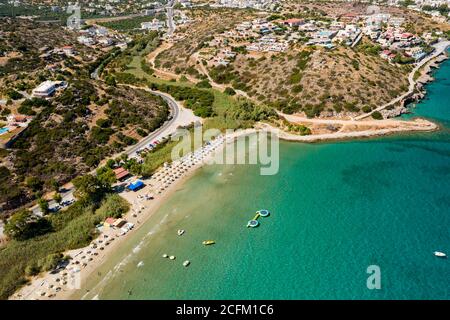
[113,167,130,181]
[112,218,127,228]
[104,217,116,228]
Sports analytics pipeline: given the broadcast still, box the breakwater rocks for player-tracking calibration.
[381,106,410,118]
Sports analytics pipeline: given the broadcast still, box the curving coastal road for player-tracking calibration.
[31,86,198,216]
[355,40,450,120]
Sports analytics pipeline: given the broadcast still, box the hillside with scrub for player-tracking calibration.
[0,21,170,217]
[147,3,449,118]
[209,42,410,117]
[154,8,256,76]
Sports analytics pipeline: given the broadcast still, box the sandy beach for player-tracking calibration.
[9,116,439,300]
[268,116,439,142]
[9,130,254,300]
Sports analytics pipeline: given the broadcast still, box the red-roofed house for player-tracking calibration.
[283,18,304,27]
[104,217,116,228]
[62,46,74,55]
[400,33,414,41]
[113,167,130,181]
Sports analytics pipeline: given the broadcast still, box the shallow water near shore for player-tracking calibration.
[75,53,450,300]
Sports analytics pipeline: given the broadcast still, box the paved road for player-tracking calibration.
[166,0,175,35]
[123,88,180,158]
[355,40,450,120]
[31,87,182,216]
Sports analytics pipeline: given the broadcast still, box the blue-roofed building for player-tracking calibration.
[127,180,144,192]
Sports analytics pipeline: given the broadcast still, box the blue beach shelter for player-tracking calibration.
[127,180,144,192]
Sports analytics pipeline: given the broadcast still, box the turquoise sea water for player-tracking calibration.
[76,54,450,300]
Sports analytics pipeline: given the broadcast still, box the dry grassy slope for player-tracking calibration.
[154,8,256,74]
[228,43,409,117]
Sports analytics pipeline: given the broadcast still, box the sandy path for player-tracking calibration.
[262,117,437,142]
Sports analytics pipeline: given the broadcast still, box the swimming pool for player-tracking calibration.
[0,127,9,135]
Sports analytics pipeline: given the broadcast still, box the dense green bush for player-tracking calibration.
[6,89,23,100]
[4,209,52,241]
[224,87,236,96]
[150,82,215,117]
[372,111,383,120]
[90,126,115,145]
[195,80,212,89]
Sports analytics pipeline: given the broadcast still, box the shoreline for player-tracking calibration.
[355,40,450,120]
[8,116,439,300]
[8,45,449,300]
[9,130,253,300]
[269,117,439,143]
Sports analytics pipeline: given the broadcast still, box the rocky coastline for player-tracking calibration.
[385,53,449,118]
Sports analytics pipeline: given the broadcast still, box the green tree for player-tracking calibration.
[72,174,102,200]
[4,209,51,241]
[224,87,236,96]
[106,159,116,169]
[53,193,62,204]
[6,89,23,100]
[372,111,383,120]
[37,198,49,214]
[25,176,43,192]
[50,179,60,192]
[96,166,117,188]
[105,75,117,86]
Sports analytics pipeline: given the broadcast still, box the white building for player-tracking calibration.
[32,81,66,97]
[77,35,95,46]
[32,81,57,97]
[141,19,165,31]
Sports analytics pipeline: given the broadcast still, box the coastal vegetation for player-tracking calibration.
[104,32,278,131]
[97,15,166,32]
[280,119,312,135]
[0,21,169,217]
[0,190,129,300]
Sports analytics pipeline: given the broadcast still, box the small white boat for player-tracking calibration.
[169,255,176,260]
[434,251,447,258]
[177,229,185,236]
[162,254,168,258]
[183,260,190,267]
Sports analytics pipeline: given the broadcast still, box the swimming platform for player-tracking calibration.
[247,209,270,228]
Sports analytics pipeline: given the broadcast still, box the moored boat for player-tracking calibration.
[202,240,215,245]
[177,229,185,236]
[434,251,447,258]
